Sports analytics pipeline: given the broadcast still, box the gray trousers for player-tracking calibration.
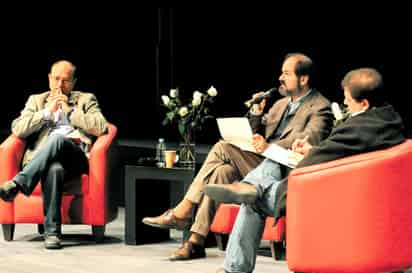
[224,159,286,273]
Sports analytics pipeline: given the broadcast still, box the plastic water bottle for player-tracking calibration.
[155,138,166,167]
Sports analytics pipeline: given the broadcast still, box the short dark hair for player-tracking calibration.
[284,53,315,85]
[341,68,385,107]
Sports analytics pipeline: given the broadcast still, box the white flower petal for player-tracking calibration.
[161,95,170,106]
[179,107,189,117]
[207,86,218,97]
[192,97,202,106]
[193,91,203,100]
[170,89,178,98]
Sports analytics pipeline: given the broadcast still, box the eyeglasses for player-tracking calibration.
[49,75,74,84]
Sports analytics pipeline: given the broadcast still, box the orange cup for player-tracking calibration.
[164,150,177,168]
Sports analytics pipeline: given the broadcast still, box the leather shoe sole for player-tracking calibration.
[203,184,258,204]
[142,209,191,230]
[169,241,206,261]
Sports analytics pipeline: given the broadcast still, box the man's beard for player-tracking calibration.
[278,83,303,97]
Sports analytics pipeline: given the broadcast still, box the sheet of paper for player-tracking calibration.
[216,117,256,152]
[262,143,304,168]
[216,117,304,168]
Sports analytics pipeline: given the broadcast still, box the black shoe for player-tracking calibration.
[203,182,258,204]
[44,234,62,249]
[0,180,19,202]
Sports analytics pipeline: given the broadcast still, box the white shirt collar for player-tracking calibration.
[350,109,366,117]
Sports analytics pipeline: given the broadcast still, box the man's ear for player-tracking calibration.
[72,78,77,88]
[361,99,370,111]
[299,75,309,86]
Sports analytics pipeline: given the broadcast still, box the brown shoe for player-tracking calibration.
[203,182,258,204]
[0,180,19,202]
[142,209,191,230]
[169,241,206,261]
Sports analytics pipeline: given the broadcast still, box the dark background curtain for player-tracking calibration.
[1,8,410,142]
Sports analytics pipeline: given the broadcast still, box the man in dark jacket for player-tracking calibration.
[205,68,405,273]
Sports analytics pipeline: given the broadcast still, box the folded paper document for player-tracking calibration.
[261,143,304,168]
[216,117,303,168]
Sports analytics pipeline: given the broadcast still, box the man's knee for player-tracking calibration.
[212,164,237,184]
[212,140,234,152]
[209,140,238,161]
[45,134,68,148]
[47,162,65,177]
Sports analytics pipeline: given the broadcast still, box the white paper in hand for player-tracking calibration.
[262,144,304,168]
[216,117,304,168]
[216,117,256,152]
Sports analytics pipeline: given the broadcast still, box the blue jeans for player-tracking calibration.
[13,134,88,234]
[224,159,286,273]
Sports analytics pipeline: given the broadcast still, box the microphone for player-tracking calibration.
[244,87,277,108]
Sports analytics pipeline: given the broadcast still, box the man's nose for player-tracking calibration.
[56,81,65,88]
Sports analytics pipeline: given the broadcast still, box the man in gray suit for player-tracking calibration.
[143,53,334,260]
[0,60,108,249]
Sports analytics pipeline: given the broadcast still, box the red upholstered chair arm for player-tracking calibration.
[286,140,412,273]
[87,124,117,211]
[0,134,25,221]
[0,134,25,184]
[210,204,240,234]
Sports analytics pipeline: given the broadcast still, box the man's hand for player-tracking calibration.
[250,92,266,115]
[47,90,69,113]
[252,134,269,153]
[60,101,73,114]
[291,136,313,156]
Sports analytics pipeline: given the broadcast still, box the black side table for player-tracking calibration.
[125,165,195,245]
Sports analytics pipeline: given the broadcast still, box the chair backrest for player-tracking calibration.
[286,139,412,273]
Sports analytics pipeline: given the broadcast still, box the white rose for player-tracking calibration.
[161,95,170,106]
[207,86,218,97]
[170,89,178,98]
[193,90,203,100]
[179,107,189,117]
[192,97,202,107]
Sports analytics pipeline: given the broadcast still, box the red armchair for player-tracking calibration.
[286,139,412,273]
[210,203,286,260]
[0,123,117,242]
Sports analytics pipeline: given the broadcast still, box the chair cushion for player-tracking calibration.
[210,204,240,234]
[262,216,285,242]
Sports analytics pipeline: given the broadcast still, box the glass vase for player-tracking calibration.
[178,142,195,169]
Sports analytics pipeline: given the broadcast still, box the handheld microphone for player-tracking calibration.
[244,87,277,108]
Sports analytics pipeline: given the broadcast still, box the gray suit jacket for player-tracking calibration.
[11,90,108,165]
[248,89,334,149]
